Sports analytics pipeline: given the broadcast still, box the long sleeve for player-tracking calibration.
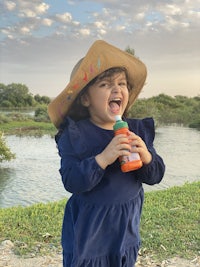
[127,117,165,185]
[57,121,105,194]
[136,146,165,185]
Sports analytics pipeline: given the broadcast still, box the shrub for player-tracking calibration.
[0,131,15,162]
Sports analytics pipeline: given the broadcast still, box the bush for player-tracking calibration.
[189,119,200,130]
[34,106,50,122]
[7,112,31,122]
[129,94,200,128]
[0,114,11,123]
[0,131,15,162]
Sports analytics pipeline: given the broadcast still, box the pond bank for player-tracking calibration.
[1,240,199,267]
[1,125,200,208]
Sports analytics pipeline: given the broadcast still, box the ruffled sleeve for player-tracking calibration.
[128,118,165,185]
[57,118,105,193]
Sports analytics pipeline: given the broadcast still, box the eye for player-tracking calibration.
[119,81,127,87]
[99,81,110,88]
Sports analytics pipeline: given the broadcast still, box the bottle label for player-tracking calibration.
[120,152,140,165]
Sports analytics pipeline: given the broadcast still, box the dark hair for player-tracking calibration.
[68,67,131,121]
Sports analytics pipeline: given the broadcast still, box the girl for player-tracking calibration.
[48,40,165,267]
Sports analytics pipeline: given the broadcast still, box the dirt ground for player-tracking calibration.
[0,240,199,267]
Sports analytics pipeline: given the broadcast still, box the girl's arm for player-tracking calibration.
[59,153,105,193]
[127,118,165,185]
[135,146,165,185]
[58,129,135,193]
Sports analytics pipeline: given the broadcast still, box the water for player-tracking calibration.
[0,136,68,208]
[144,126,200,191]
[0,126,199,208]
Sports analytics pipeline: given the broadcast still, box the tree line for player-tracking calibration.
[0,83,51,108]
[0,83,199,162]
[129,94,200,128]
[0,83,200,129]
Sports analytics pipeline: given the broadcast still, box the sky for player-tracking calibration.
[0,0,199,99]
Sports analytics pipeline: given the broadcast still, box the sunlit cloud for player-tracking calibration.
[42,18,54,26]
[5,1,16,11]
[0,0,199,98]
[79,28,90,36]
[55,12,72,23]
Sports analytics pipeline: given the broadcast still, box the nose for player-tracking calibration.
[111,83,121,93]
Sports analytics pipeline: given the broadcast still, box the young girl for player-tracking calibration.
[48,40,165,267]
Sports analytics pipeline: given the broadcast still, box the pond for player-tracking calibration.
[0,126,199,208]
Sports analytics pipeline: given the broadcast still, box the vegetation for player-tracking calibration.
[0,131,15,162]
[129,94,200,129]
[0,83,54,141]
[140,182,200,260]
[0,82,199,130]
[0,83,199,161]
[0,83,51,108]
[0,119,56,137]
[0,182,199,260]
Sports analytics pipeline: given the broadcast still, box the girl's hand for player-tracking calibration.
[127,131,152,165]
[95,134,131,169]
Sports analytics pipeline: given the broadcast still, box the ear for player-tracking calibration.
[81,93,90,107]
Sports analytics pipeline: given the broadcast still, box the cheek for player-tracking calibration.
[123,91,129,103]
[95,91,109,103]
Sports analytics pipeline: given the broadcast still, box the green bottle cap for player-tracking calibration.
[113,115,128,130]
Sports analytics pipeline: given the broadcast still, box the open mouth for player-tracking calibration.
[109,98,122,114]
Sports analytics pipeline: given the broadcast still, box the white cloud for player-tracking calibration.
[72,21,80,26]
[0,0,199,98]
[94,21,104,29]
[5,1,16,11]
[79,28,90,36]
[12,1,49,18]
[56,12,72,23]
[165,4,182,16]
[42,18,54,26]
[19,9,37,18]
[35,2,49,14]
[98,29,106,35]
[20,26,31,35]
[136,12,145,20]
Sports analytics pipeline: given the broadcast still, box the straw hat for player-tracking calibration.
[48,40,147,128]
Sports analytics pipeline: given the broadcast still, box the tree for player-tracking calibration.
[34,94,51,104]
[34,105,50,122]
[0,83,34,107]
[125,46,135,56]
[0,131,15,162]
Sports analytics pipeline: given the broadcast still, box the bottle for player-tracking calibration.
[113,115,143,172]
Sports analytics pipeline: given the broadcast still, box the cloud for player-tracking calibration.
[4,1,16,11]
[55,12,72,23]
[79,28,91,36]
[1,0,200,40]
[0,0,199,97]
[42,18,54,26]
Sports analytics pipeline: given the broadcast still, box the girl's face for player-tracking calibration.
[81,71,129,129]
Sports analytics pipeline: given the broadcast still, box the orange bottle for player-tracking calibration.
[113,115,143,172]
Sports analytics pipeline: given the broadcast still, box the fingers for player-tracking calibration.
[128,133,144,148]
[114,134,131,151]
[127,132,152,164]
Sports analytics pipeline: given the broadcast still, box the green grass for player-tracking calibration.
[0,120,56,137]
[0,182,199,260]
[140,182,200,260]
[0,199,66,256]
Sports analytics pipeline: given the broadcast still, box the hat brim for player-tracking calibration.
[48,40,147,128]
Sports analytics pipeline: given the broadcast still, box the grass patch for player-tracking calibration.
[0,120,56,137]
[0,182,199,259]
[140,182,200,260]
[0,199,66,256]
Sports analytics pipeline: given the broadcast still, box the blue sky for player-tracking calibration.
[0,0,199,98]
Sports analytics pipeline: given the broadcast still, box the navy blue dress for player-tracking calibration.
[56,117,165,267]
